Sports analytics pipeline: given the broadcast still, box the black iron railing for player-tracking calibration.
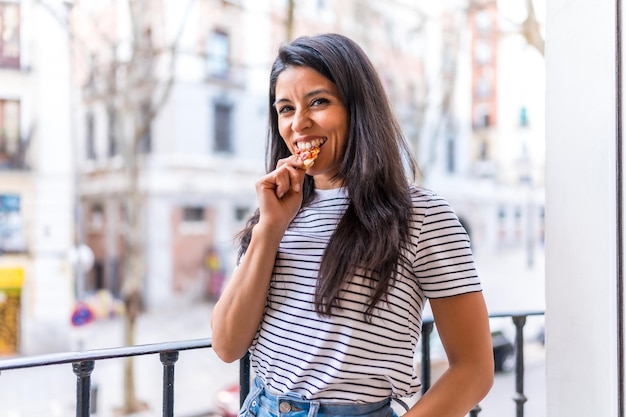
[0,339,212,417]
[0,311,544,417]
[418,311,545,417]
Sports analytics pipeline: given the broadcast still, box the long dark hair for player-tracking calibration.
[239,33,418,318]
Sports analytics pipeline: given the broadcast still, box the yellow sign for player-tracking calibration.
[0,294,20,354]
[0,267,22,354]
[0,267,24,289]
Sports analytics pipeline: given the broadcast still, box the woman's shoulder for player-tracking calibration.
[408,184,448,204]
[407,184,460,219]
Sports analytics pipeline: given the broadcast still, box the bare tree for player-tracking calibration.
[53,0,195,412]
[418,0,545,178]
[286,0,295,40]
[418,7,463,179]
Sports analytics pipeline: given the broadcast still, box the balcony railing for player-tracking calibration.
[0,311,544,417]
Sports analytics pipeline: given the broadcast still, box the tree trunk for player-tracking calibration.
[286,0,295,40]
[120,118,146,413]
[123,292,141,412]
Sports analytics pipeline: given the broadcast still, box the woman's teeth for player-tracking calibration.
[296,138,325,150]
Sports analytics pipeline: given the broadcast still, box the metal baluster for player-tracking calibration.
[512,316,528,417]
[160,351,179,417]
[421,321,434,395]
[240,351,251,407]
[72,360,95,417]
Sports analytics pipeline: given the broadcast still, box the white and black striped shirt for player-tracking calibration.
[248,186,481,403]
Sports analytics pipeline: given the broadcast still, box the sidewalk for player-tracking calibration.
[72,299,215,350]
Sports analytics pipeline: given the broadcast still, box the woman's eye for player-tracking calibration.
[311,98,330,106]
[278,105,294,114]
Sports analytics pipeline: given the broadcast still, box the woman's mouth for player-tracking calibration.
[295,137,326,152]
[295,138,326,168]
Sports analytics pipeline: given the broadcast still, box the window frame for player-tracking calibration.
[0,2,20,69]
[206,30,230,79]
[0,98,21,168]
[213,100,233,153]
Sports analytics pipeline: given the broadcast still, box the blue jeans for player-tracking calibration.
[238,377,399,417]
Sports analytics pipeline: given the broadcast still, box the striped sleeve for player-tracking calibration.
[412,192,481,298]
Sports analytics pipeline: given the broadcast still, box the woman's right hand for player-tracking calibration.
[256,155,307,231]
[211,155,306,363]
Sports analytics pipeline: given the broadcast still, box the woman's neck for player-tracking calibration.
[313,177,344,190]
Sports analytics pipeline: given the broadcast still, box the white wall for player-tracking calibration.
[19,1,76,354]
[545,0,621,415]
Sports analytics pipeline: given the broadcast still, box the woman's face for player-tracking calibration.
[274,66,348,189]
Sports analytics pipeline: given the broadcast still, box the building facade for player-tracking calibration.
[0,0,547,355]
[70,0,433,310]
[72,0,268,309]
[422,0,546,258]
[0,0,75,354]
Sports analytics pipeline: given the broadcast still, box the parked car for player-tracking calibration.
[488,315,545,372]
[418,324,516,374]
[491,330,515,372]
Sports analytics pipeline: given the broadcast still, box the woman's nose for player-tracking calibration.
[292,108,312,132]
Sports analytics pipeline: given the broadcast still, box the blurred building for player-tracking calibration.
[70,0,269,310]
[419,0,546,259]
[69,0,432,311]
[0,0,75,354]
[0,0,546,354]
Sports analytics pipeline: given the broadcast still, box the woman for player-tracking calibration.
[211,33,494,417]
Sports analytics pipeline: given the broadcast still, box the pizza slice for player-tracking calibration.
[296,145,321,168]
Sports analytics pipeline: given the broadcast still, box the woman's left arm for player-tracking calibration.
[406,292,494,417]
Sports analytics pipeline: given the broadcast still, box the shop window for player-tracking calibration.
[183,206,205,223]
[180,206,207,235]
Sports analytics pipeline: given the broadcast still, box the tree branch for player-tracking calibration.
[521,0,544,56]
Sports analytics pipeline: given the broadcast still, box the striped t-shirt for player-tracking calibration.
[248,185,481,403]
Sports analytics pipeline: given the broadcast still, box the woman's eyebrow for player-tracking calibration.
[273,97,290,107]
[273,88,334,107]
[304,88,334,98]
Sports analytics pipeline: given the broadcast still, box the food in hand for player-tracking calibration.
[295,140,323,168]
[298,147,320,168]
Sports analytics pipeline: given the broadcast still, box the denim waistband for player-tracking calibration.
[242,377,396,417]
